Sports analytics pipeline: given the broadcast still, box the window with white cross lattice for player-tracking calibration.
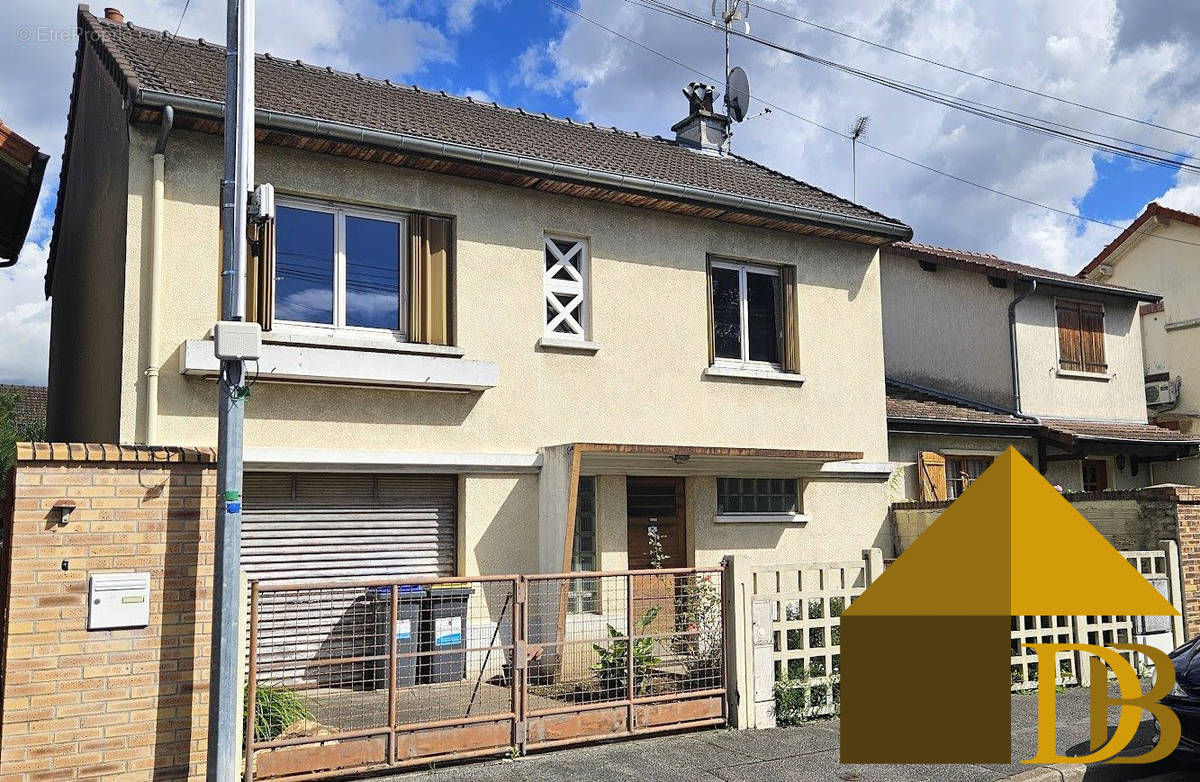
[543,235,589,339]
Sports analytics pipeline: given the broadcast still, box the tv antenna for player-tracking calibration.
[713,0,751,152]
[850,115,870,201]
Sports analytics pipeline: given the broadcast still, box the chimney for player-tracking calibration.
[672,82,730,154]
[104,8,125,23]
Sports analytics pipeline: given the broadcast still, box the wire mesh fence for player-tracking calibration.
[246,566,727,780]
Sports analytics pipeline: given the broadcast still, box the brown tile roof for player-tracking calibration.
[0,384,47,435]
[0,121,48,262]
[889,242,1160,302]
[1039,418,1200,446]
[885,380,1033,427]
[73,6,909,237]
[1079,202,1200,277]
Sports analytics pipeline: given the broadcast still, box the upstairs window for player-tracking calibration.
[544,235,589,340]
[276,202,406,332]
[1056,300,1106,374]
[709,258,800,372]
[267,198,454,345]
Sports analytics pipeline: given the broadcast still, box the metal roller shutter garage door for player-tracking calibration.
[242,472,458,581]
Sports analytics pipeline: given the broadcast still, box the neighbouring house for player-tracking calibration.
[1079,202,1200,484]
[0,119,48,264]
[45,6,914,590]
[881,242,1200,500]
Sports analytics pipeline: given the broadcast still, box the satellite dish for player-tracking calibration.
[726,66,751,122]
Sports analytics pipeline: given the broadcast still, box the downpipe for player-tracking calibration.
[144,106,173,445]
[1008,278,1037,413]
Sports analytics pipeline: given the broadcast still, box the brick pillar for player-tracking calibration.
[1155,485,1200,638]
[0,443,216,781]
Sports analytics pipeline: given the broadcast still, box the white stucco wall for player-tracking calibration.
[1089,218,1200,425]
[880,251,1015,409]
[1013,290,1148,421]
[121,126,891,462]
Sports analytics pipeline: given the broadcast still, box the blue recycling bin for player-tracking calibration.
[368,585,426,689]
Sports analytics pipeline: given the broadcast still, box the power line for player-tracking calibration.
[544,0,1200,255]
[630,0,1200,176]
[144,0,193,86]
[739,0,1200,144]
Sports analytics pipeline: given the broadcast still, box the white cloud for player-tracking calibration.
[0,243,51,385]
[527,0,1200,274]
[0,0,483,385]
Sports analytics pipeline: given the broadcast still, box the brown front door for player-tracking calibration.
[626,477,687,569]
[626,477,686,642]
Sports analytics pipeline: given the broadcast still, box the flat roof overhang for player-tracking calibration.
[568,442,866,477]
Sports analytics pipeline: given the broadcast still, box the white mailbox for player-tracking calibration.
[88,572,151,630]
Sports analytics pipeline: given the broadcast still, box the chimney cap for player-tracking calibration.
[104,8,124,23]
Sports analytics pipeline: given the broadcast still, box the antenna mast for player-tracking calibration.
[850,115,870,202]
[713,0,750,152]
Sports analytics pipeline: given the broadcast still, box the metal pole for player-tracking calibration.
[208,0,253,777]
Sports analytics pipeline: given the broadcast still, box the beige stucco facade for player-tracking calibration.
[50,110,900,578]
[1086,215,1200,432]
[881,249,1148,421]
[119,126,889,460]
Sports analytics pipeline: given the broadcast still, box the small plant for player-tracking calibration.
[678,573,722,666]
[592,606,661,695]
[247,684,313,742]
[773,662,840,726]
[508,745,521,760]
[647,526,670,569]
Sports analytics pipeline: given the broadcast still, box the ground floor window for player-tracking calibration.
[569,476,598,613]
[946,455,993,499]
[1081,459,1110,492]
[717,477,799,515]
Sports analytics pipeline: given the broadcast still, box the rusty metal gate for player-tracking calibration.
[244,565,727,780]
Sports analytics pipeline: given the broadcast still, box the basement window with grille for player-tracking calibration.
[540,234,597,351]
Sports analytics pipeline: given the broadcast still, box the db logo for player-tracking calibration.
[1025,643,1179,764]
[839,450,1183,765]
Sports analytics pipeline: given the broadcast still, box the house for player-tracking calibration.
[881,242,1199,500]
[46,6,914,587]
[0,119,48,264]
[1079,202,1200,484]
[0,384,47,438]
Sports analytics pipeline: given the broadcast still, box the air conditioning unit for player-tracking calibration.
[1146,380,1177,406]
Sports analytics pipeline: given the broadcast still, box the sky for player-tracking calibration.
[3,0,1200,385]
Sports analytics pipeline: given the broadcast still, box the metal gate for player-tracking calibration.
[244,565,727,780]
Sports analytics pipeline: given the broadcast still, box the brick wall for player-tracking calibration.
[0,444,216,780]
[1161,485,1200,638]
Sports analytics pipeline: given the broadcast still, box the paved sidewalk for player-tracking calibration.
[394,688,1198,781]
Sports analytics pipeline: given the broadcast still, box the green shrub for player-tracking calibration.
[592,606,660,695]
[247,685,313,742]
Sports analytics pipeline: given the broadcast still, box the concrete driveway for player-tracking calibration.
[394,686,1199,781]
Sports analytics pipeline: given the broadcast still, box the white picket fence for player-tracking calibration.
[724,541,1186,729]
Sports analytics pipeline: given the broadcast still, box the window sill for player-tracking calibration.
[537,336,601,353]
[714,513,811,524]
[703,365,806,385]
[180,339,497,392]
[1055,369,1112,382]
[262,328,466,358]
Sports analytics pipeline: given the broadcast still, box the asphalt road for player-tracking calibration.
[392,686,1199,781]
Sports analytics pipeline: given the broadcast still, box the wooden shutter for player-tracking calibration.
[1056,301,1083,371]
[409,215,454,346]
[781,265,801,373]
[705,258,716,365]
[1079,303,1106,373]
[245,216,276,331]
[917,451,947,501]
